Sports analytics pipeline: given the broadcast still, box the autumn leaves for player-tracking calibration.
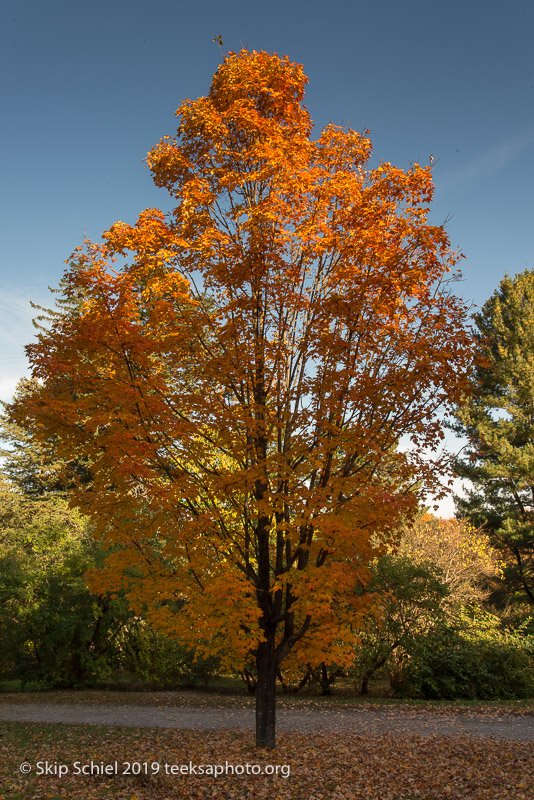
[10,50,474,746]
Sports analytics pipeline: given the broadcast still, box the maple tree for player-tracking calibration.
[10,50,473,747]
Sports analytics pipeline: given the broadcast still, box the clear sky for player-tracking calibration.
[1,0,533,512]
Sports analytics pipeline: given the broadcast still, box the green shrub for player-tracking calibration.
[354,554,449,694]
[393,615,534,700]
[118,625,220,689]
[0,490,220,691]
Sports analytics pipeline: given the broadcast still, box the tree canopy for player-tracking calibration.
[454,269,534,606]
[9,50,473,746]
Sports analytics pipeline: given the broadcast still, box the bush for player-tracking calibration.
[393,616,534,700]
[0,490,220,691]
[0,492,133,688]
[354,554,449,694]
[117,625,220,689]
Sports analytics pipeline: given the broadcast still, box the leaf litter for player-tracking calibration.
[2,722,533,800]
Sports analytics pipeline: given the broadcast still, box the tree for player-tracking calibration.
[355,554,450,694]
[0,384,120,686]
[1,378,92,497]
[396,514,500,606]
[10,50,473,746]
[454,270,534,607]
[0,400,218,691]
[354,514,501,693]
[0,484,126,686]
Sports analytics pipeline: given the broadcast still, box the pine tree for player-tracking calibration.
[454,270,534,605]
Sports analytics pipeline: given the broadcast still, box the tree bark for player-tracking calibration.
[255,637,277,748]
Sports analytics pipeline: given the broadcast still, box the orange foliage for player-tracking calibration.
[10,50,474,744]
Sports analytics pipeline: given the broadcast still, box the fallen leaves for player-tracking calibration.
[1,721,533,800]
[2,689,534,715]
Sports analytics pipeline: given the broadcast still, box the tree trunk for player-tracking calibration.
[255,638,277,748]
[320,662,333,695]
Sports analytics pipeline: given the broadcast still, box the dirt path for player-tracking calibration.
[1,702,533,740]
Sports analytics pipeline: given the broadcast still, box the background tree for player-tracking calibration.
[0,485,125,686]
[0,394,218,691]
[354,554,450,695]
[10,50,473,747]
[454,269,534,608]
[354,514,501,694]
[0,378,92,496]
[396,514,500,606]
[1,384,116,686]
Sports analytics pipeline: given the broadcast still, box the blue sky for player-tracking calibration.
[1,0,533,511]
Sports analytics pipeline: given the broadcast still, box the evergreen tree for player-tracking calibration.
[1,378,92,496]
[454,270,534,605]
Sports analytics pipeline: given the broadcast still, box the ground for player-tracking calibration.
[1,690,533,799]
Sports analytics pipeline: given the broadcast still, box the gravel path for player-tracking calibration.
[1,703,533,740]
